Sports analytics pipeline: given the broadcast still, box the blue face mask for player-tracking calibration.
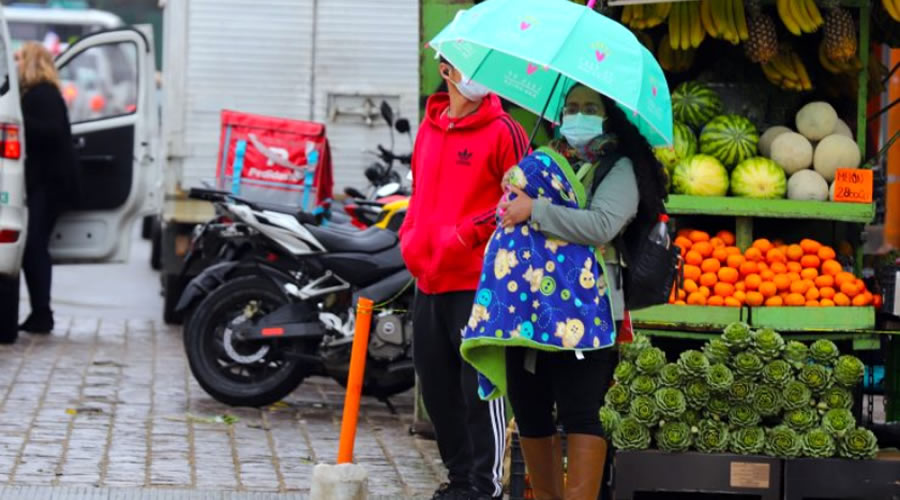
[560,113,606,148]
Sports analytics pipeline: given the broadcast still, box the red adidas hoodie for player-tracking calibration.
[399,93,528,295]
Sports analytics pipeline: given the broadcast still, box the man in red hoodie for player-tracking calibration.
[400,58,528,500]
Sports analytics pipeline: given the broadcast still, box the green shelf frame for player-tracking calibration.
[665,196,875,224]
[631,304,746,331]
[749,306,876,331]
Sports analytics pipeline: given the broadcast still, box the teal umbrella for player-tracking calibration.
[429,0,673,147]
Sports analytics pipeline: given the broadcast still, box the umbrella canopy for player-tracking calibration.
[429,0,673,147]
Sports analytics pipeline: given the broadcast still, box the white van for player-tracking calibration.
[0,5,157,277]
[3,4,123,54]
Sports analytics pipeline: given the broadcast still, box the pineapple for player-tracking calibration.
[823,5,857,62]
[744,13,778,63]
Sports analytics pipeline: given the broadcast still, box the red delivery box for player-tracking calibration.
[215,110,334,208]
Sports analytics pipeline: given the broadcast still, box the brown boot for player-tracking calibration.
[519,434,564,500]
[564,434,608,500]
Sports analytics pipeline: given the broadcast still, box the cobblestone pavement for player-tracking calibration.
[0,317,444,497]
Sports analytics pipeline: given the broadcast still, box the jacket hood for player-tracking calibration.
[425,92,507,131]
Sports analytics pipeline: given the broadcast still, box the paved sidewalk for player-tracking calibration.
[0,318,444,497]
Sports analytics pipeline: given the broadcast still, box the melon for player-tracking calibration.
[832,119,853,139]
[759,126,792,158]
[654,122,698,171]
[829,181,836,201]
[731,157,787,199]
[814,134,861,182]
[796,102,838,141]
[787,170,829,201]
[770,132,813,175]
[672,154,730,197]
[671,82,723,130]
[699,115,759,170]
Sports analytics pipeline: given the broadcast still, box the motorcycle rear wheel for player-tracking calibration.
[184,276,309,407]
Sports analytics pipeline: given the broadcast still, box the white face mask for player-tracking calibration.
[448,73,490,102]
[560,113,606,148]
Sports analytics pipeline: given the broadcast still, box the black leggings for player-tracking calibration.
[506,346,616,438]
[23,189,60,316]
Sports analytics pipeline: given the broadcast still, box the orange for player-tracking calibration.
[683,279,699,294]
[759,281,777,298]
[815,275,834,288]
[735,282,746,292]
[712,247,729,263]
[678,228,692,238]
[800,238,822,255]
[852,294,870,306]
[790,280,811,295]
[718,267,739,284]
[766,248,786,263]
[786,293,806,306]
[752,238,774,254]
[674,300,687,305]
[801,255,821,269]
[820,298,835,307]
[780,292,791,300]
[733,290,747,303]
[821,260,843,276]
[745,274,762,290]
[693,241,713,258]
[760,270,776,281]
[717,230,736,246]
[744,247,763,262]
[805,287,820,301]
[710,237,726,248]
[725,246,742,256]
[739,261,759,276]
[857,292,874,306]
[874,294,883,309]
[835,272,857,288]
[805,300,820,307]
[773,274,791,291]
[818,246,837,261]
[724,297,742,307]
[746,291,765,306]
[800,268,819,280]
[685,250,703,266]
[687,292,707,305]
[726,254,746,269]
[765,296,784,307]
[684,265,702,282]
[714,282,735,297]
[699,286,712,298]
[678,289,687,300]
[757,262,769,272]
[701,258,722,274]
[786,262,803,273]
[834,293,851,306]
[855,279,867,292]
[787,272,801,283]
[708,296,725,306]
[769,262,787,274]
[777,244,789,255]
[689,230,710,243]
[819,287,836,299]
[786,244,804,261]
[674,236,693,251]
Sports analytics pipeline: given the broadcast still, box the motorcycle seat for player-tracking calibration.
[306,224,397,254]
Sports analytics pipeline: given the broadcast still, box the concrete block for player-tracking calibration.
[310,463,369,500]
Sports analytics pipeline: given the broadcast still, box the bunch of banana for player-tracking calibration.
[818,40,862,74]
[761,44,813,91]
[658,34,696,73]
[622,2,672,29]
[669,1,705,50]
[700,0,749,45]
[884,0,900,21]
[776,0,824,36]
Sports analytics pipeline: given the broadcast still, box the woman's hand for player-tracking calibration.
[499,186,533,228]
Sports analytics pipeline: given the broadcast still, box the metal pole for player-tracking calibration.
[528,73,563,147]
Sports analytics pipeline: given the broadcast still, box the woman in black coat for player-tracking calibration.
[15,42,79,334]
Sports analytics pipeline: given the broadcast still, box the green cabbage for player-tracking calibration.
[620,334,652,361]
[838,427,879,460]
[636,347,667,375]
[630,375,658,396]
[604,384,632,413]
[703,338,732,365]
[752,385,783,417]
[629,395,660,426]
[730,426,766,455]
[752,328,785,360]
[802,428,836,458]
[695,419,730,453]
[722,322,752,351]
[677,350,711,379]
[655,387,687,420]
[612,417,652,450]
[822,408,856,438]
[707,395,731,420]
[782,380,813,411]
[729,378,757,404]
[784,408,818,432]
[706,363,735,393]
[613,360,637,385]
[733,352,765,378]
[656,421,693,453]
[766,425,802,458]
[809,339,840,365]
[783,341,810,370]
[658,363,684,388]
[599,406,622,435]
[799,364,833,394]
[821,386,853,410]
[685,380,712,408]
[834,355,865,388]
[682,409,702,427]
[728,404,761,428]
[761,360,793,387]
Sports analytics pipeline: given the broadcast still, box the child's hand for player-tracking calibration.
[499,186,533,228]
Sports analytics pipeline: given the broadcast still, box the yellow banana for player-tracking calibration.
[622,5,633,24]
[658,2,673,21]
[659,35,674,71]
[761,62,784,85]
[789,0,814,33]
[680,3,692,50]
[690,1,705,48]
[883,0,900,21]
[711,0,730,38]
[700,0,718,37]
[804,0,824,28]
[669,3,681,50]
[818,42,844,74]
[790,51,813,90]
[634,3,645,27]
[734,0,750,41]
[726,0,741,44]
[777,0,803,36]
[771,51,800,81]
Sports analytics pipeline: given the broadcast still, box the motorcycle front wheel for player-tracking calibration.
[184,275,310,407]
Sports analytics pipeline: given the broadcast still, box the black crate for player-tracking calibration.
[782,457,900,500]
[613,450,782,500]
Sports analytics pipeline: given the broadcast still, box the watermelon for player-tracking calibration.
[654,122,698,171]
[671,82,723,130]
[699,115,760,170]
[672,155,730,197]
[731,157,787,199]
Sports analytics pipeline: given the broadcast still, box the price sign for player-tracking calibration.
[832,168,873,204]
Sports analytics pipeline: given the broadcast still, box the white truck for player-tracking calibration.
[156,0,420,322]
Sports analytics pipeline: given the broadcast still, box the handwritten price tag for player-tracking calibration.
[833,168,873,204]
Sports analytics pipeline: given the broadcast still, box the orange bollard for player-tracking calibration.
[337,297,374,464]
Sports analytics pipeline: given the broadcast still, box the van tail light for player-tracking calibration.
[1,124,21,160]
[0,230,20,243]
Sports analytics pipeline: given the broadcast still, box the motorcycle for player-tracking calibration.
[178,188,415,408]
